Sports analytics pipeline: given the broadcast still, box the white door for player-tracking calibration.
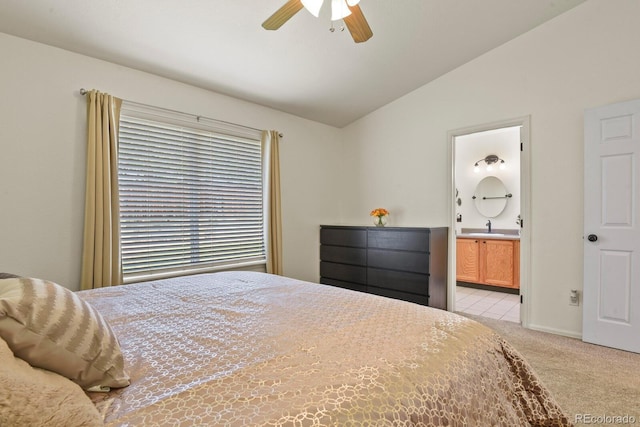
[584,99,640,353]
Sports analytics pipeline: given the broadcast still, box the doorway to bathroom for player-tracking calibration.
[450,117,530,326]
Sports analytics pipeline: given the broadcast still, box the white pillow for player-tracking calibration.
[0,277,129,390]
[0,336,103,426]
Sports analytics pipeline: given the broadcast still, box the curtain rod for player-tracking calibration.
[79,88,283,138]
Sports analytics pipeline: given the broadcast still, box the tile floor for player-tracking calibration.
[455,286,520,323]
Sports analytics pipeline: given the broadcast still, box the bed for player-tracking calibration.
[1,271,570,426]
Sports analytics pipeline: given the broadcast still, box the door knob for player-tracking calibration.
[587,234,598,242]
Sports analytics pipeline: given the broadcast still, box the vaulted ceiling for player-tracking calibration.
[0,0,584,127]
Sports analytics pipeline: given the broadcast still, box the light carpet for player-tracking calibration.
[460,313,640,426]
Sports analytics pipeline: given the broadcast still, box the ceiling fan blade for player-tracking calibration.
[343,4,372,43]
[262,0,304,30]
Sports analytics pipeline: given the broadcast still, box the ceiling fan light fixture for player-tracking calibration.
[263,0,372,44]
[301,0,324,17]
[331,0,352,21]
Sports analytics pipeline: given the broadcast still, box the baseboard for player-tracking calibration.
[527,323,582,340]
[456,281,519,295]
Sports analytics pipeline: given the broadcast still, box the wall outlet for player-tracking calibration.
[569,289,579,306]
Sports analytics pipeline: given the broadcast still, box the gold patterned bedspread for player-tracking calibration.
[79,271,570,426]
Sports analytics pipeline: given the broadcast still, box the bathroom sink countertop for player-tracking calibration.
[457,228,520,240]
[457,233,520,240]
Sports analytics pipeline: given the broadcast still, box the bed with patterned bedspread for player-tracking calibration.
[72,271,570,426]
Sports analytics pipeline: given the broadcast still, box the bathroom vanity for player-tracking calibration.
[456,231,519,289]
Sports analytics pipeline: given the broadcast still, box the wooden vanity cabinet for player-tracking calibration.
[456,238,481,283]
[456,237,519,289]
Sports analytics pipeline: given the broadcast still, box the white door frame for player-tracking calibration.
[448,116,531,327]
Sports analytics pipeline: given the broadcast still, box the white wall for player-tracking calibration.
[341,0,640,337]
[0,33,344,290]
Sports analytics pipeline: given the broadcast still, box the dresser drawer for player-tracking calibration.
[320,245,366,266]
[320,278,367,293]
[320,227,367,247]
[367,249,430,274]
[367,268,428,295]
[320,261,367,284]
[367,229,430,252]
[367,287,429,306]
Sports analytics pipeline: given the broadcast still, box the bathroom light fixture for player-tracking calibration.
[474,154,506,173]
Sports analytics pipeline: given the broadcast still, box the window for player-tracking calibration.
[117,103,265,281]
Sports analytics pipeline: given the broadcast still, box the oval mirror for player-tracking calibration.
[473,176,509,218]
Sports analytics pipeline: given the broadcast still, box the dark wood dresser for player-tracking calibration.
[319,225,448,310]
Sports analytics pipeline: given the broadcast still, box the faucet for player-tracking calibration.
[486,220,492,233]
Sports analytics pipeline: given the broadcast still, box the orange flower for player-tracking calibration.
[370,208,389,217]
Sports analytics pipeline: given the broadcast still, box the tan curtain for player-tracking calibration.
[80,90,123,289]
[261,130,283,275]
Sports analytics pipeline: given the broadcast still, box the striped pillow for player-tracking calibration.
[0,277,129,390]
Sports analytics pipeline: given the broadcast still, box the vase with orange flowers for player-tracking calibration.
[370,208,389,227]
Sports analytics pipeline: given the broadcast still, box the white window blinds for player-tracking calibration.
[118,105,265,280]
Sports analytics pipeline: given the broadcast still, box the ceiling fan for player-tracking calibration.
[262,0,373,43]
